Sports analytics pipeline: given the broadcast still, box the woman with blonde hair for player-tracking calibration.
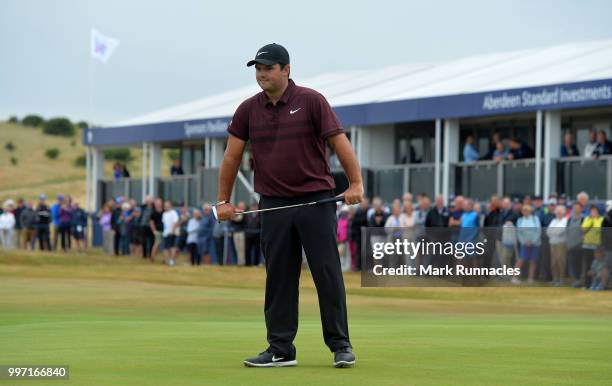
[399,199,416,228]
[384,199,405,266]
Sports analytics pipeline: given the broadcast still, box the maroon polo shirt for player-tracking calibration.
[227,79,344,197]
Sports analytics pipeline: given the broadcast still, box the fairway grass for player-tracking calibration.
[1,250,611,385]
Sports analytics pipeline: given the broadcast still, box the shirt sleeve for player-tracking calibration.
[311,93,344,139]
[227,100,250,141]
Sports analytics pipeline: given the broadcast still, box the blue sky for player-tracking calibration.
[2,0,611,125]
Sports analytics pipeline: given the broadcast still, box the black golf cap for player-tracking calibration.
[246,43,290,67]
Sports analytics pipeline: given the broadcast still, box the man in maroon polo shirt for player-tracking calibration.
[215,43,363,368]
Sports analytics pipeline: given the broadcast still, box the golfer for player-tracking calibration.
[215,43,363,368]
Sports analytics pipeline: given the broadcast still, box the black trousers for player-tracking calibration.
[141,226,154,258]
[245,234,261,266]
[188,242,200,265]
[260,190,351,355]
[59,224,71,251]
[37,226,51,250]
[113,229,121,256]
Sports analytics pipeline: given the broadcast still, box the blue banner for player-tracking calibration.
[84,78,612,146]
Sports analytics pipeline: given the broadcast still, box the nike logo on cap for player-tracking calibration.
[290,108,301,114]
[257,51,268,56]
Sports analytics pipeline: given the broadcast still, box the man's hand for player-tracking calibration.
[343,182,364,205]
[215,203,243,221]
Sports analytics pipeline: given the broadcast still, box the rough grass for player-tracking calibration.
[0,121,173,206]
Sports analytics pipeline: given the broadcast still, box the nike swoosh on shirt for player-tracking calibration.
[289,108,301,114]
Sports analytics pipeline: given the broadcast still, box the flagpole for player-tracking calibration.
[87,29,95,214]
[88,48,94,123]
[87,27,119,214]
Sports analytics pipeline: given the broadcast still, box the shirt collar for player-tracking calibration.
[260,79,295,107]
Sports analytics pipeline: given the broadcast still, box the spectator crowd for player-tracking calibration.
[2,189,611,290]
[462,129,612,163]
[96,195,261,267]
[0,194,88,252]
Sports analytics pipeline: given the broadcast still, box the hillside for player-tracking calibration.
[0,121,166,208]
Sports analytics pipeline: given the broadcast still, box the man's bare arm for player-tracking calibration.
[217,135,246,201]
[327,133,364,205]
[215,135,246,220]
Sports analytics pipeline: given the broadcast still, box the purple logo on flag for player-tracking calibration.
[95,38,107,55]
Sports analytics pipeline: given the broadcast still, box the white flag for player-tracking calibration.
[90,28,119,64]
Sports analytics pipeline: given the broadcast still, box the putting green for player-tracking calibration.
[1,250,611,385]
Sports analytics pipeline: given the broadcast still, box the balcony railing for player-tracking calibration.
[454,159,538,201]
[97,156,612,208]
[555,155,612,200]
[99,167,255,208]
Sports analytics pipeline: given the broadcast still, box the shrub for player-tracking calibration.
[45,148,60,159]
[71,140,76,147]
[10,156,18,166]
[168,149,180,161]
[76,121,89,129]
[74,154,86,167]
[43,117,75,137]
[8,116,18,123]
[22,115,45,127]
[5,141,15,152]
[104,148,133,163]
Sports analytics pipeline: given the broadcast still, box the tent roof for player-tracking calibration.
[112,39,612,128]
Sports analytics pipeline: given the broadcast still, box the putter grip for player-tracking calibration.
[317,195,345,204]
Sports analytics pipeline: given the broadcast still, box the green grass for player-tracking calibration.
[1,250,612,385]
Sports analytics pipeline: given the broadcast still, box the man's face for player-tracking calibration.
[255,63,289,94]
[502,199,511,210]
[573,204,582,215]
[421,198,431,210]
[455,197,464,209]
[597,131,607,144]
[360,199,369,210]
[490,196,500,208]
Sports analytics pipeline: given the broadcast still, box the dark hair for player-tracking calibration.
[279,63,290,77]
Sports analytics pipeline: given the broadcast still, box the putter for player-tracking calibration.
[212,195,346,221]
